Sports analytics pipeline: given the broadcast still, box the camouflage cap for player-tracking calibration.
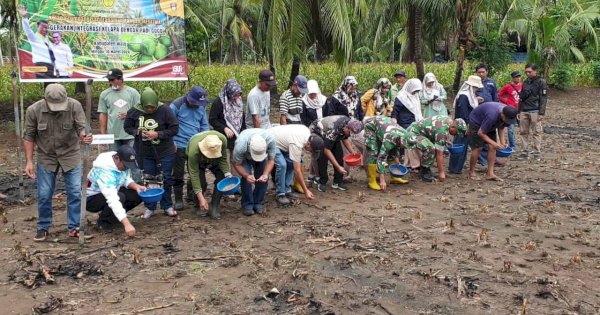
[454,118,467,135]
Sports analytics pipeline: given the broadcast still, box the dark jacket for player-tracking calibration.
[391,98,416,129]
[454,95,474,121]
[323,95,364,121]
[476,77,499,103]
[300,101,320,127]
[519,76,548,115]
[124,105,179,160]
[208,97,246,150]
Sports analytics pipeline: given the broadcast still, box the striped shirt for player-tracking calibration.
[279,89,304,124]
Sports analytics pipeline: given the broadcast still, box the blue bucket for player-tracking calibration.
[217,177,241,195]
[496,147,514,158]
[139,188,164,203]
[447,144,466,154]
[390,164,408,177]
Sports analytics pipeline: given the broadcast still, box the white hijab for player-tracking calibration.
[455,82,479,109]
[302,80,327,109]
[397,78,423,121]
[421,73,443,111]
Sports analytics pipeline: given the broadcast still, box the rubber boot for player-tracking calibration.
[367,164,381,190]
[420,167,434,182]
[208,190,222,219]
[292,176,304,194]
[390,176,409,184]
[173,187,184,211]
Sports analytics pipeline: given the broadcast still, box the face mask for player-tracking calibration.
[111,85,119,91]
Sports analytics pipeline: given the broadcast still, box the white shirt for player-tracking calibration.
[245,85,271,129]
[51,42,73,77]
[21,18,53,64]
[267,124,310,162]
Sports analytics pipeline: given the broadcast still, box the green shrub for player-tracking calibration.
[592,61,600,85]
[550,65,576,91]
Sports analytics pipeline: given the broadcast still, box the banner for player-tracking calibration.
[17,0,187,82]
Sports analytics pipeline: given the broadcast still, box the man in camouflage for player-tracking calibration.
[404,116,467,182]
[363,116,409,191]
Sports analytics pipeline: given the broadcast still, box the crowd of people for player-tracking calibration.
[23,63,548,240]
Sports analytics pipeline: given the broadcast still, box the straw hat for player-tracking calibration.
[465,75,483,88]
[198,135,222,159]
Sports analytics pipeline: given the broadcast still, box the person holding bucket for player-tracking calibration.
[187,131,231,219]
[309,115,363,192]
[124,87,179,219]
[231,129,277,216]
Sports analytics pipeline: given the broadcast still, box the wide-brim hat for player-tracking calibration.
[198,135,223,159]
[465,75,483,88]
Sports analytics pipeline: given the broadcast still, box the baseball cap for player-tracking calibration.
[294,75,308,94]
[44,84,68,111]
[510,71,522,78]
[502,106,518,125]
[187,86,208,107]
[308,134,324,158]
[105,68,123,80]
[454,118,467,135]
[259,70,276,87]
[116,145,138,170]
[249,135,267,161]
[198,135,223,159]
[393,70,406,78]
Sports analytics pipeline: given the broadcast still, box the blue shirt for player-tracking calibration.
[468,102,507,133]
[476,77,499,102]
[231,128,277,163]
[170,96,210,149]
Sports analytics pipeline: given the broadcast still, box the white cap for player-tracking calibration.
[249,135,267,161]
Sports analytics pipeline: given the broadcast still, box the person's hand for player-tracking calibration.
[224,172,233,178]
[304,189,315,200]
[25,161,35,179]
[18,6,27,18]
[476,96,484,104]
[494,142,507,150]
[196,192,209,210]
[124,222,136,237]
[118,111,127,120]
[246,174,256,184]
[224,127,235,139]
[135,185,147,194]
[537,115,544,122]
[142,130,158,140]
[439,171,446,182]
[80,132,93,144]
[257,174,269,182]
[336,166,347,176]
[379,174,387,190]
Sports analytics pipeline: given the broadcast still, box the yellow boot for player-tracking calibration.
[293,176,304,194]
[390,176,409,184]
[367,164,381,190]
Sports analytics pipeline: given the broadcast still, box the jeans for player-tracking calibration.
[507,124,517,149]
[318,141,343,185]
[240,159,268,210]
[87,187,142,225]
[172,148,194,197]
[274,148,295,196]
[36,164,82,231]
[448,135,468,174]
[142,153,176,210]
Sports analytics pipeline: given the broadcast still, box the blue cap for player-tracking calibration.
[187,86,208,107]
[294,75,308,94]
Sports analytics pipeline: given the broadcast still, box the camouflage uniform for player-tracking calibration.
[364,116,406,174]
[405,115,456,151]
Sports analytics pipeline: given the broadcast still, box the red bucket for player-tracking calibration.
[343,153,363,167]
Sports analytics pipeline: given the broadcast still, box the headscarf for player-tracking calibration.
[134,87,162,112]
[346,118,363,134]
[302,80,327,110]
[454,76,480,109]
[396,78,423,121]
[332,76,359,118]
[219,79,244,136]
[420,73,443,112]
[374,78,391,115]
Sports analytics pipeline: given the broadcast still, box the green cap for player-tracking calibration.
[454,118,467,135]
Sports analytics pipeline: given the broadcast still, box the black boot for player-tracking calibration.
[174,187,184,211]
[420,167,434,182]
[208,190,222,219]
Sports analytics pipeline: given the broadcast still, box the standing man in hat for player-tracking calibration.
[86,145,146,236]
[246,70,276,129]
[231,129,277,216]
[279,75,308,125]
[170,86,211,211]
[23,84,92,241]
[187,131,232,219]
[98,68,140,150]
[389,70,407,101]
[519,63,548,161]
[467,102,518,182]
[498,71,523,149]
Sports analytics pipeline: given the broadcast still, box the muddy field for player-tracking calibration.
[0,89,599,315]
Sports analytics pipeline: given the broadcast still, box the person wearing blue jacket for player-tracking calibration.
[170,86,210,211]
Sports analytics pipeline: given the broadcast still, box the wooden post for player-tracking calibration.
[11,71,24,201]
[79,79,93,245]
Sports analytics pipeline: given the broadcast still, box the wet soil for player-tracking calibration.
[0,88,599,314]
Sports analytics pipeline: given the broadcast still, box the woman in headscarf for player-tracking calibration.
[391,78,423,170]
[420,73,448,118]
[448,75,484,174]
[124,87,179,219]
[361,78,393,117]
[209,79,246,176]
[300,80,327,185]
[324,76,364,121]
